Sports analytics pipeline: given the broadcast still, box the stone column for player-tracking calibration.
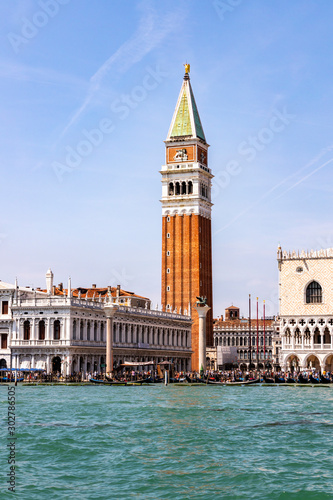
[194,304,211,373]
[67,355,72,376]
[104,304,118,375]
[46,318,51,343]
[31,318,36,343]
[310,331,314,349]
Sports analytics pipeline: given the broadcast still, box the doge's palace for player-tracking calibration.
[278,246,333,372]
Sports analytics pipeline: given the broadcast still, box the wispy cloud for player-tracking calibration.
[215,146,333,234]
[0,59,87,89]
[59,1,185,139]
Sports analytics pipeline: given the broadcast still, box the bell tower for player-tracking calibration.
[160,65,213,371]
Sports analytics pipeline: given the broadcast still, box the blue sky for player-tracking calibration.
[1,0,333,318]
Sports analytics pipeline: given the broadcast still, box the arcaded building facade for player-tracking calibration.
[213,306,276,369]
[278,246,333,372]
[0,270,192,374]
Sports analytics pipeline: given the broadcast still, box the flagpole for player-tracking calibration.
[256,297,259,369]
[249,294,252,370]
[263,300,266,369]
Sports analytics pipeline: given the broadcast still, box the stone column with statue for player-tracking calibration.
[104,300,118,376]
[194,296,211,375]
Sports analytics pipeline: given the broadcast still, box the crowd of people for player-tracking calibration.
[2,367,333,384]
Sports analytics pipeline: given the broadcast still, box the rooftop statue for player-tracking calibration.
[196,296,207,306]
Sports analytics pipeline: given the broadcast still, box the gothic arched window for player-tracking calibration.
[306,281,322,304]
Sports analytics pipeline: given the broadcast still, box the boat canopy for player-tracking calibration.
[118,361,155,367]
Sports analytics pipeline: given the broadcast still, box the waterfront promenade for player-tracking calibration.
[2,384,333,499]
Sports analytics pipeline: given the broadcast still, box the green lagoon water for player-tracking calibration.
[1,384,333,499]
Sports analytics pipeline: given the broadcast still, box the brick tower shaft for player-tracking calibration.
[160,66,213,371]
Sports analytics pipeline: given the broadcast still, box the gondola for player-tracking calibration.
[185,375,206,384]
[286,377,296,384]
[226,378,260,386]
[274,375,285,383]
[263,375,275,384]
[90,378,127,385]
[320,374,332,384]
[297,374,309,384]
[309,374,320,384]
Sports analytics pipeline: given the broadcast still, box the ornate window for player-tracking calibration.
[54,320,60,340]
[24,320,30,340]
[306,281,322,304]
[39,320,45,340]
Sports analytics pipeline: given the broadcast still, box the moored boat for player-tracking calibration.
[320,374,332,384]
[309,374,320,384]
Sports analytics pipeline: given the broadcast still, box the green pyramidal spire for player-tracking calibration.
[167,66,206,142]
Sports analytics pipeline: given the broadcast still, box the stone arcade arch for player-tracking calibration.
[304,354,321,371]
[52,356,61,373]
[285,353,300,372]
[324,354,333,372]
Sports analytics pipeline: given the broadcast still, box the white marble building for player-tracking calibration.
[0,270,192,375]
[278,246,333,372]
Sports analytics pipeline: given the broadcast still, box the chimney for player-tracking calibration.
[58,283,63,292]
[92,284,96,289]
[116,285,121,298]
[52,285,56,295]
[46,268,54,295]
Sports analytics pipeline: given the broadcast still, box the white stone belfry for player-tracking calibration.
[194,304,211,372]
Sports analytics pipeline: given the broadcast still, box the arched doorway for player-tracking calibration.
[0,358,7,368]
[306,354,320,371]
[286,354,300,372]
[52,356,61,373]
[324,354,333,372]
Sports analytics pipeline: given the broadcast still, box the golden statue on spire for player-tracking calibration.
[184,63,190,75]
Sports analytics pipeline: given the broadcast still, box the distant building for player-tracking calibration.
[278,246,333,372]
[213,306,276,370]
[0,270,192,374]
